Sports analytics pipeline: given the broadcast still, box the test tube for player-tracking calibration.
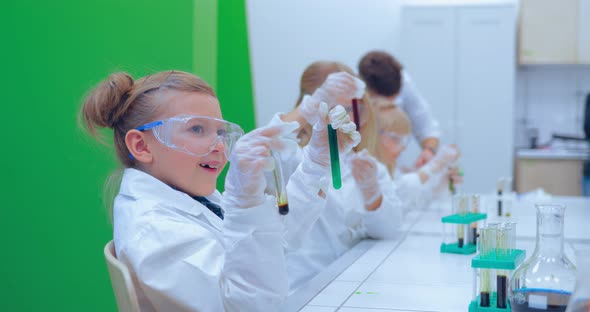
[496,227,508,308]
[449,168,456,195]
[449,166,462,195]
[503,177,513,194]
[457,195,467,248]
[271,151,289,215]
[497,179,504,217]
[503,222,516,255]
[479,227,491,307]
[469,195,480,245]
[327,124,342,189]
[352,98,360,131]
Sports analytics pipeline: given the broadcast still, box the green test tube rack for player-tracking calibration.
[440,212,487,255]
[468,249,526,312]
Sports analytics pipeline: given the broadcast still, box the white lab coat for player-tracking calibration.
[394,71,441,142]
[286,152,404,291]
[114,165,327,311]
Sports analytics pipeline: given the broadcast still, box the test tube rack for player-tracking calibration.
[440,212,487,255]
[468,249,526,312]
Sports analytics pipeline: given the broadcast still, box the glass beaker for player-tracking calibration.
[565,250,590,312]
[509,204,576,312]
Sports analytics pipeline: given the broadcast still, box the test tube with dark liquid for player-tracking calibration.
[457,195,467,248]
[352,98,360,131]
[497,179,503,217]
[479,228,491,307]
[271,151,289,215]
[469,195,480,245]
[496,228,509,308]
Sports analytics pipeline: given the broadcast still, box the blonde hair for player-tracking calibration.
[295,61,378,155]
[373,101,412,172]
[79,70,215,217]
[373,100,412,135]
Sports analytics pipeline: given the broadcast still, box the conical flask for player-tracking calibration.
[565,250,590,312]
[509,204,576,312]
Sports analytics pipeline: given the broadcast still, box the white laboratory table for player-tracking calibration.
[286,195,590,312]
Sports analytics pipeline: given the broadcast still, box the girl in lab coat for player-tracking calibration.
[374,102,461,213]
[279,62,404,290]
[80,70,359,311]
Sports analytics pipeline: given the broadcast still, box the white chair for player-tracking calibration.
[104,240,141,312]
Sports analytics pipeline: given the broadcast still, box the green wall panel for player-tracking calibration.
[1,1,193,311]
[1,0,256,309]
[215,0,256,190]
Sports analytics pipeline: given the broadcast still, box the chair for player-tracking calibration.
[104,240,141,312]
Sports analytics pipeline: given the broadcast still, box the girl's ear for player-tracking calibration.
[125,130,153,164]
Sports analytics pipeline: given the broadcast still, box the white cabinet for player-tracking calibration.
[519,0,590,64]
[580,0,590,63]
[400,3,516,193]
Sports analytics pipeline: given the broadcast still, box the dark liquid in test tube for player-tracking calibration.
[279,203,289,215]
[497,275,507,308]
[498,189,503,216]
[480,292,490,307]
[352,98,360,131]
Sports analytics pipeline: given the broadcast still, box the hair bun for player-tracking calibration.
[104,73,134,127]
[80,72,134,139]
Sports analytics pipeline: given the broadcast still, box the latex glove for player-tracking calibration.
[223,121,300,208]
[303,103,361,168]
[351,149,382,206]
[420,144,460,178]
[414,148,435,168]
[298,72,365,125]
[448,166,463,185]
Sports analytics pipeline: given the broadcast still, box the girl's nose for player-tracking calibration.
[211,136,226,154]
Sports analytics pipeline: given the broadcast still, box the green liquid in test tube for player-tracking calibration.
[328,124,341,189]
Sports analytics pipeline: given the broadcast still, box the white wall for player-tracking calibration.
[515,66,590,148]
[246,0,403,126]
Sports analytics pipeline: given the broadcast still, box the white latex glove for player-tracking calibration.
[351,149,382,206]
[298,72,365,125]
[420,144,460,178]
[223,121,300,209]
[303,103,361,168]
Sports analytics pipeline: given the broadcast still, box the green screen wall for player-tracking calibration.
[1,0,255,310]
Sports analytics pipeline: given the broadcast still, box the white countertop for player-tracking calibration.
[286,196,590,312]
[517,148,589,160]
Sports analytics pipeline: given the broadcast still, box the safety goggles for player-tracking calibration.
[136,115,244,159]
[379,130,410,148]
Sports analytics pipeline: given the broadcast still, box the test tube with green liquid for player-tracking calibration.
[328,124,342,189]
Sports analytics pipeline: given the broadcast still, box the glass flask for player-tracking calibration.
[509,204,577,312]
[565,250,590,312]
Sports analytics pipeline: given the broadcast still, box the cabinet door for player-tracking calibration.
[456,6,516,193]
[519,0,578,64]
[579,0,590,63]
[399,6,456,167]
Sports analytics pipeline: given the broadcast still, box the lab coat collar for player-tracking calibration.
[119,168,224,229]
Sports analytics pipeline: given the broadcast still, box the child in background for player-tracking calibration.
[279,62,404,290]
[80,70,358,311]
[374,102,461,213]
